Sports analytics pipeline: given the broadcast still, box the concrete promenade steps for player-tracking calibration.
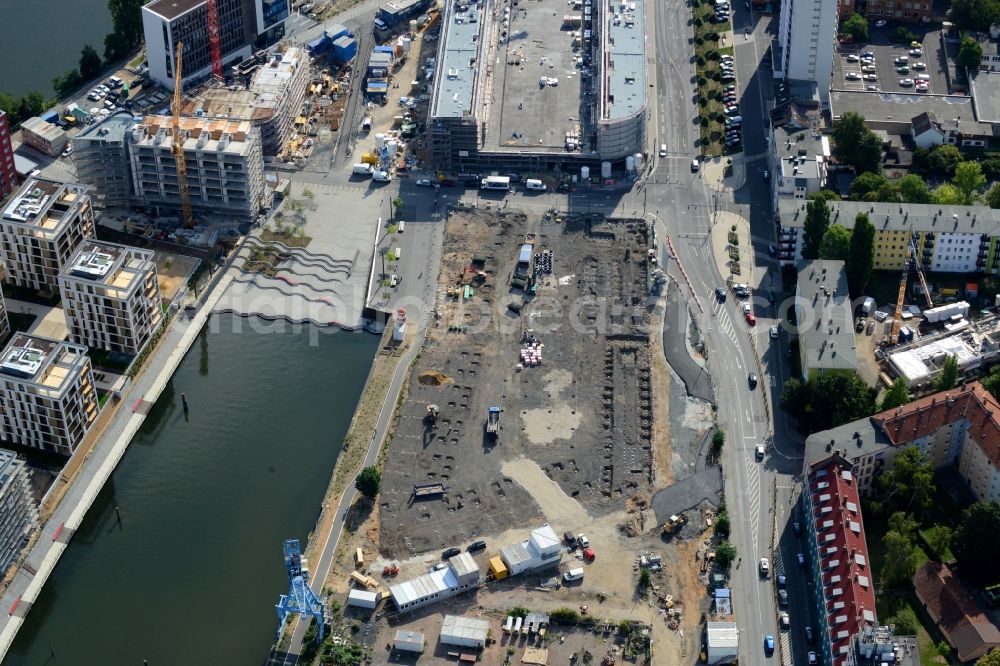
[240,237,357,274]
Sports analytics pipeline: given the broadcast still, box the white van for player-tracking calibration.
[397,220,405,233]
[659,143,667,157]
[563,568,584,582]
[394,247,402,261]
[352,163,373,175]
[525,179,546,191]
[373,170,392,182]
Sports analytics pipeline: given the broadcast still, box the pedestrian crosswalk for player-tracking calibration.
[743,441,761,553]
[709,299,740,348]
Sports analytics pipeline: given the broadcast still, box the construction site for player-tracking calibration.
[377,207,660,555]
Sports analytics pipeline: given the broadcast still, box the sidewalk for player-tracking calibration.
[0,268,237,660]
[708,210,752,282]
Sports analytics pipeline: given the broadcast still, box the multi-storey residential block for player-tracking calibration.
[0,289,9,344]
[778,199,1000,273]
[142,0,291,90]
[59,241,163,355]
[0,334,98,455]
[795,260,858,381]
[0,177,95,293]
[181,47,311,156]
[127,116,264,223]
[70,112,138,209]
[806,382,1000,501]
[0,110,17,201]
[801,453,877,666]
[0,450,37,577]
[769,125,830,210]
[0,450,36,577]
[863,0,931,23]
[776,0,838,103]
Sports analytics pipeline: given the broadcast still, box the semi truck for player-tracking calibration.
[486,406,500,439]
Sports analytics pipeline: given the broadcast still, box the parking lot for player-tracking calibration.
[832,26,949,94]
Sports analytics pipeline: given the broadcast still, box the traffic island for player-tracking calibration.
[709,211,752,282]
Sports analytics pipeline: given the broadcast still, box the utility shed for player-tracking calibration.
[440,614,490,648]
[394,630,425,653]
[347,588,382,609]
[706,621,738,665]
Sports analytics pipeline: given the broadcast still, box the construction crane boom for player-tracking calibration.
[890,234,936,344]
[910,238,934,309]
[172,42,194,229]
[206,0,223,80]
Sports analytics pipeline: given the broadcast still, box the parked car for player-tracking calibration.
[780,612,790,629]
[863,74,878,81]
[769,325,779,338]
[577,534,590,548]
[764,635,775,655]
[442,547,461,559]
[745,312,756,325]
[777,573,786,589]
[910,48,923,56]
[582,547,596,561]
[846,54,859,62]
[913,61,926,69]
[915,84,929,92]
[808,652,818,664]
[760,558,769,576]
[691,158,700,172]
[845,72,861,81]
[793,520,802,535]
[899,78,914,87]
[862,50,875,57]
[415,178,432,186]
[755,444,765,460]
[564,531,577,547]
[778,589,789,606]
[797,553,805,567]
[805,626,815,643]
[748,373,758,389]
[875,19,887,26]
[467,540,487,552]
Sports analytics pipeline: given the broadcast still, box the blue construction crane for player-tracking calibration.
[275,539,326,642]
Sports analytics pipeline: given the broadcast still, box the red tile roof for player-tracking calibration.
[914,561,1000,662]
[808,454,877,665]
[873,382,1000,465]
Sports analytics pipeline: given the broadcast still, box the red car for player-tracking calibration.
[745,312,756,325]
[583,547,596,561]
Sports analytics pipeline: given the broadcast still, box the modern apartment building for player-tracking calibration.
[181,47,311,155]
[0,177,95,293]
[805,382,1000,502]
[0,450,36,577]
[769,124,830,210]
[0,110,17,201]
[0,334,99,455]
[778,199,1000,273]
[142,0,291,89]
[70,111,139,209]
[802,454,878,666]
[128,115,265,223]
[795,260,858,381]
[0,289,9,344]
[776,0,838,103]
[59,241,163,355]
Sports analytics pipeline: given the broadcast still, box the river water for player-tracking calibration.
[0,0,113,97]
[3,315,378,665]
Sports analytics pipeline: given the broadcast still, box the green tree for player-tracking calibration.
[983,365,1000,400]
[355,466,381,498]
[832,111,883,174]
[882,512,920,586]
[639,568,651,590]
[897,174,932,203]
[780,378,811,421]
[819,224,852,261]
[987,183,1000,209]
[929,144,963,176]
[888,607,919,636]
[104,31,130,63]
[935,354,960,391]
[925,526,953,559]
[52,69,83,98]
[711,429,725,460]
[842,12,869,41]
[879,378,911,411]
[958,35,985,70]
[847,212,875,298]
[954,501,1000,579]
[715,541,737,569]
[809,189,841,202]
[950,0,1000,32]
[79,44,103,81]
[932,183,965,205]
[0,92,46,127]
[715,509,731,538]
[953,160,987,204]
[977,648,1000,666]
[781,373,877,434]
[849,172,891,200]
[802,198,831,260]
[107,0,145,47]
[873,449,934,516]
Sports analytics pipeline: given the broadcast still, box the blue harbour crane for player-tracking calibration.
[275,539,326,642]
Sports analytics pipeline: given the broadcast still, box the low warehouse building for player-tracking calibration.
[346,588,382,609]
[389,551,480,612]
[499,523,562,576]
[393,630,424,653]
[440,614,490,649]
[706,622,738,665]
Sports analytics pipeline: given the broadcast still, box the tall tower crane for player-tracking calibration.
[172,42,195,229]
[890,234,935,344]
[275,539,326,643]
[206,0,224,80]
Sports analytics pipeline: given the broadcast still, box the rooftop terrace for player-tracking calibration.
[431,0,487,119]
[1,178,89,232]
[0,334,86,391]
[603,0,646,120]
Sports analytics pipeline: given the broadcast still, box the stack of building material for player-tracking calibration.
[520,341,543,366]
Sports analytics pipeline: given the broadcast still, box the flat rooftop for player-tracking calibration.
[182,47,306,122]
[21,117,65,141]
[65,241,152,291]
[73,110,139,144]
[431,0,486,119]
[131,116,256,156]
[487,0,587,151]
[2,178,88,231]
[830,90,978,127]
[144,0,206,21]
[604,0,646,120]
[0,334,85,390]
[796,260,859,374]
[778,199,1000,235]
[971,71,1000,124]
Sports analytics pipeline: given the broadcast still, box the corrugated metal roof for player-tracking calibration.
[389,567,456,606]
[441,615,490,644]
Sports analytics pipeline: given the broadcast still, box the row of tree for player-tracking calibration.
[847,164,991,206]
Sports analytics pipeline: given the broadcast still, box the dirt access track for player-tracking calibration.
[379,208,659,556]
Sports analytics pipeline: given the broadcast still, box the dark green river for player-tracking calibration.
[4,315,378,665]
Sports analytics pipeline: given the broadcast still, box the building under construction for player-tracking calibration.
[427,0,647,171]
[182,46,311,155]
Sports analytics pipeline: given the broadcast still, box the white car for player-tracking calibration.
[862,65,876,73]
[913,61,927,70]
[845,72,862,81]
[846,54,860,62]
[742,303,752,314]
[760,558,770,576]
[415,178,432,186]
[691,158,700,172]
[915,84,929,92]
[875,19,887,27]
[915,73,930,81]
[899,78,914,87]
[863,74,878,81]
[909,48,923,56]
[577,534,590,548]
[866,85,880,91]
[769,325,778,339]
